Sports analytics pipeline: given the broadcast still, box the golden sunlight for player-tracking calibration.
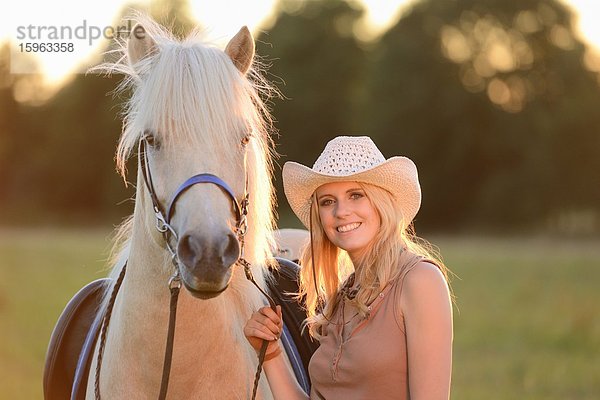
[1,0,599,91]
[564,0,600,73]
[564,0,600,50]
[4,0,149,88]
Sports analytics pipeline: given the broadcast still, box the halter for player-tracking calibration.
[139,133,249,260]
[94,132,275,400]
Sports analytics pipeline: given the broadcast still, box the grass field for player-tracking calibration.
[0,228,599,399]
[0,228,111,400]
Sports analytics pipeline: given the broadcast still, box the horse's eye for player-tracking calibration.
[143,131,160,149]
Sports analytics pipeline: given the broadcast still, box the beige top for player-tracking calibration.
[308,259,424,400]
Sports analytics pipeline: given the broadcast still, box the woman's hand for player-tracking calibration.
[244,305,283,360]
[245,305,310,399]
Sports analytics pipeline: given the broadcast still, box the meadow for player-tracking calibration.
[0,228,598,399]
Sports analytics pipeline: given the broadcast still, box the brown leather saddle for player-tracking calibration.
[43,258,317,400]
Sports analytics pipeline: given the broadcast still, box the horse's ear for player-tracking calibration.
[225,26,255,75]
[127,24,157,67]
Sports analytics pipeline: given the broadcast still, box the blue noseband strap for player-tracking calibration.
[166,174,242,224]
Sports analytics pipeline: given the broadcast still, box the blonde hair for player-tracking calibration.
[297,183,449,339]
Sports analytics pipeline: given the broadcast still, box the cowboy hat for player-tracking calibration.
[282,136,421,228]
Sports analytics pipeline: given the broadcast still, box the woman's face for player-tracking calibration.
[315,181,381,264]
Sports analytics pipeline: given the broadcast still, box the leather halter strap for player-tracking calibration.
[139,130,253,279]
[139,136,247,237]
[139,137,164,217]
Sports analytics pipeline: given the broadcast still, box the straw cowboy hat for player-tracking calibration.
[282,136,421,228]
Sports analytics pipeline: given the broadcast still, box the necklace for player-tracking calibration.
[320,274,360,326]
[340,273,360,301]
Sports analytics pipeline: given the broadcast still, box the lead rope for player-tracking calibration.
[158,274,181,400]
[239,257,277,400]
[234,189,278,400]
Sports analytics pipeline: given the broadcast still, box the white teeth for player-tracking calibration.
[337,222,361,233]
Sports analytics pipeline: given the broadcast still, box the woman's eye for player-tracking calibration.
[350,192,364,200]
[320,199,334,207]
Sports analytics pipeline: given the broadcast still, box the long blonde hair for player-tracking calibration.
[297,183,449,339]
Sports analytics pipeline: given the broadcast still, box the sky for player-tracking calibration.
[2,0,600,88]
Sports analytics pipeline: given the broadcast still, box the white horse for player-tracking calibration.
[88,16,281,399]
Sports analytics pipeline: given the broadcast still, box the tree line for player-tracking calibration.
[1,0,599,233]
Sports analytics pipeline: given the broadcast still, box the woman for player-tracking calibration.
[245,136,453,399]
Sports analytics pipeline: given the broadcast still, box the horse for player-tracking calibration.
[84,16,283,399]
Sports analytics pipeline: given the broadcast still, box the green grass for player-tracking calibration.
[438,236,600,400]
[0,228,111,400]
[0,229,598,399]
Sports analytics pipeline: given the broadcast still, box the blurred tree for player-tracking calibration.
[3,0,599,233]
[0,0,198,225]
[256,0,367,224]
[17,74,130,223]
[0,44,20,209]
[0,44,52,222]
[364,0,600,230]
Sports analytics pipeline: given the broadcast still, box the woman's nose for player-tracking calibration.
[334,200,351,218]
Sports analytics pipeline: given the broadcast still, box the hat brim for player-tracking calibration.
[283,156,421,228]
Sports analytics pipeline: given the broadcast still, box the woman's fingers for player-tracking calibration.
[259,306,281,324]
[256,307,282,334]
[276,305,282,321]
[248,326,276,341]
[244,306,284,344]
[244,322,282,357]
[245,320,278,341]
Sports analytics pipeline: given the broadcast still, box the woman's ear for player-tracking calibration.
[225,26,255,75]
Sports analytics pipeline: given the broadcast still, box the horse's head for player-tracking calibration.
[119,19,274,299]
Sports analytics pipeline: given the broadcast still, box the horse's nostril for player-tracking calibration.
[178,234,202,267]
[222,233,240,267]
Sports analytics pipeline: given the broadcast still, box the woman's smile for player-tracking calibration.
[336,222,361,233]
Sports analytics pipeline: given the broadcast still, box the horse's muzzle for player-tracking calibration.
[176,231,240,298]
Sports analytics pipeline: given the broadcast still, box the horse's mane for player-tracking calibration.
[96,14,278,302]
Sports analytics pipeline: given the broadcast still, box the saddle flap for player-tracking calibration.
[271,258,319,375]
[43,279,108,400]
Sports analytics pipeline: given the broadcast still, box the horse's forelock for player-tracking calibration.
[117,42,270,168]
